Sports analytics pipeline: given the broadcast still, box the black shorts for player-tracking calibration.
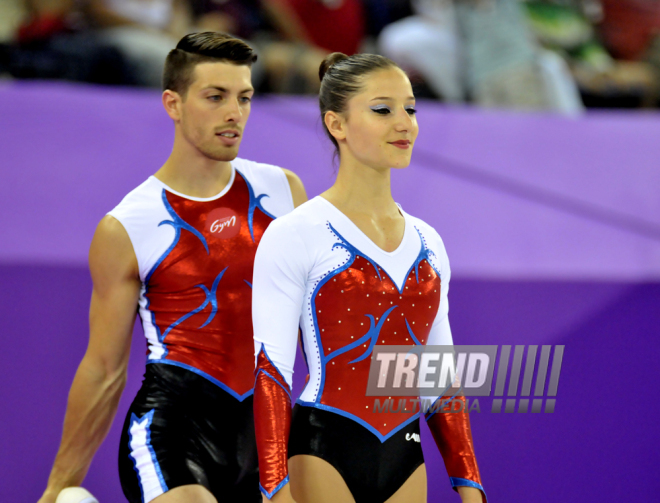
[118,363,260,503]
[288,404,424,503]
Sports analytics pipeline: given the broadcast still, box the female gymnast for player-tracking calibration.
[251,53,486,503]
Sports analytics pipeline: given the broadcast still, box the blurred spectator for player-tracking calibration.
[0,0,26,44]
[1,0,134,85]
[459,0,583,112]
[263,0,364,55]
[362,0,413,39]
[379,0,463,102]
[254,0,366,93]
[86,0,194,87]
[599,0,660,61]
[525,0,660,108]
[190,0,264,40]
[380,0,583,113]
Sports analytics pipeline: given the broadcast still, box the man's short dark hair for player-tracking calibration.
[163,32,257,97]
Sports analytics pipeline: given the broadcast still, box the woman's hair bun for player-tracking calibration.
[319,52,349,82]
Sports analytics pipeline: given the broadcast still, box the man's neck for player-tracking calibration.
[154,144,234,199]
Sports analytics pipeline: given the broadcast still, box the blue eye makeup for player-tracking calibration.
[370,105,391,115]
[369,104,417,115]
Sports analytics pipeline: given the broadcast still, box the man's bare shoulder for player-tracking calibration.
[281,168,308,208]
[89,216,139,280]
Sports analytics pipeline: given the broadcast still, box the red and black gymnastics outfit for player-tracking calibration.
[251,196,486,502]
[107,159,294,502]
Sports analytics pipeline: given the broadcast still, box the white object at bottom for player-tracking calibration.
[55,487,99,503]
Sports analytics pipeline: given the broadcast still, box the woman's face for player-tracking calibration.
[339,67,418,170]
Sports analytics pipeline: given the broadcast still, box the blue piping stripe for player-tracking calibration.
[404,318,423,346]
[257,344,291,391]
[160,267,227,338]
[256,368,292,398]
[325,305,399,365]
[237,168,276,242]
[199,267,226,328]
[424,387,464,421]
[143,189,211,358]
[259,475,290,499]
[158,189,209,254]
[328,223,382,281]
[309,262,355,399]
[400,226,442,293]
[295,400,421,443]
[148,360,253,401]
[144,412,168,494]
[450,478,487,501]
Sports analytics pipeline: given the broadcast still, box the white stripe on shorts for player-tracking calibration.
[128,410,168,502]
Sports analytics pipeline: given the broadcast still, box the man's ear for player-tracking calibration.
[162,89,182,121]
[324,110,346,143]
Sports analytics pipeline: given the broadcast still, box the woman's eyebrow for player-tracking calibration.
[369,96,415,101]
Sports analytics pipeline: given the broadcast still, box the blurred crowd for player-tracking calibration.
[2,0,660,112]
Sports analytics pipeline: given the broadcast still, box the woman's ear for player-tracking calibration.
[324,110,346,143]
[162,89,182,121]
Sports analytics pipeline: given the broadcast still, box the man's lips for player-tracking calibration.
[216,129,240,138]
[389,140,410,149]
[216,129,241,145]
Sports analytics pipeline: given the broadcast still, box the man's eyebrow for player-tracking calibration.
[369,96,416,101]
[204,86,254,94]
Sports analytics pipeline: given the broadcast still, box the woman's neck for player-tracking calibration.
[322,156,399,219]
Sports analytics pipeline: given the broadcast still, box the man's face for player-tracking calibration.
[178,62,253,161]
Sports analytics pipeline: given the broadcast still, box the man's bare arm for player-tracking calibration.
[283,168,308,208]
[39,216,141,503]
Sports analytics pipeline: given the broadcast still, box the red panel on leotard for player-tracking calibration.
[145,171,273,397]
[314,255,441,437]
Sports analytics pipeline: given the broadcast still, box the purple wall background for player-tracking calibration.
[1,82,659,502]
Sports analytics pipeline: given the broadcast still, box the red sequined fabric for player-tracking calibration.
[146,171,274,397]
[254,347,292,497]
[314,254,440,436]
[426,396,485,501]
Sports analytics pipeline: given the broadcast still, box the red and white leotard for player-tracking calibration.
[252,196,485,500]
[108,158,294,401]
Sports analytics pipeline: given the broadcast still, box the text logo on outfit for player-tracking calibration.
[206,208,241,240]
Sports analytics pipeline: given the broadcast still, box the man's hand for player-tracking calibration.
[36,488,59,503]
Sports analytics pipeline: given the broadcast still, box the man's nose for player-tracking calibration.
[224,99,243,122]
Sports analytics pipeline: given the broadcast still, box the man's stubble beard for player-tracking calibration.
[197,140,240,162]
[182,116,241,162]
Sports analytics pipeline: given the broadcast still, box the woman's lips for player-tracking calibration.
[389,140,410,149]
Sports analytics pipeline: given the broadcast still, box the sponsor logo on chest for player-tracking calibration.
[206,207,241,239]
